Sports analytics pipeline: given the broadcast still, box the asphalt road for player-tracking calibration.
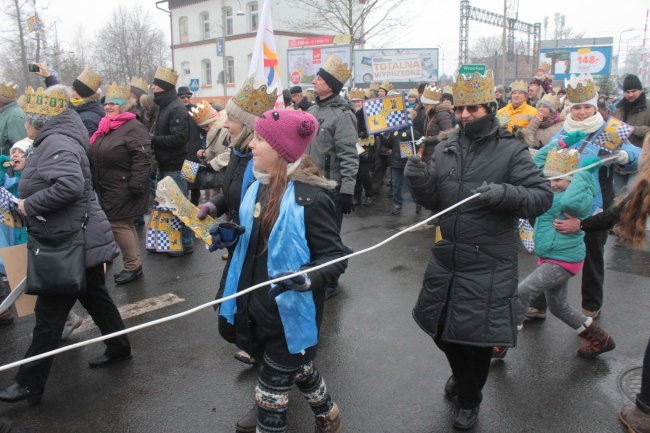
[0,193,647,432]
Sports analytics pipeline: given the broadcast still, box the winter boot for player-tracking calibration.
[619,397,650,433]
[235,404,257,433]
[492,347,508,359]
[315,402,342,433]
[577,319,615,358]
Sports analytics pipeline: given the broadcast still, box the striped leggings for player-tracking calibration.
[255,354,333,433]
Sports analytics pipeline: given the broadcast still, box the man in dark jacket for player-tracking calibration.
[151,67,193,256]
[404,70,553,431]
[306,54,358,298]
[33,64,104,137]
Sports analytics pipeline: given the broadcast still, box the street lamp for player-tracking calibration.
[221,0,245,102]
[617,28,642,74]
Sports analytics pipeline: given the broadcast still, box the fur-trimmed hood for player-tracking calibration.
[428,103,453,117]
[514,127,535,146]
[289,158,338,191]
[436,126,459,143]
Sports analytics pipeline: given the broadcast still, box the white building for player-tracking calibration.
[163,0,325,104]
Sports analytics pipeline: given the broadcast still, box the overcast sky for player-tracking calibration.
[43,0,648,75]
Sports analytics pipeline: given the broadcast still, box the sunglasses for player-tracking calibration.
[454,105,481,115]
[103,102,117,108]
[179,95,191,100]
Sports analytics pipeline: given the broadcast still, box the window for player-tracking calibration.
[179,16,188,44]
[181,61,190,77]
[202,59,212,85]
[226,57,234,84]
[200,12,210,40]
[225,7,233,36]
[248,2,258,32]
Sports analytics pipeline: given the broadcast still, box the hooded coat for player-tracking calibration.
[408,115,553,348]
[19,109,119,268]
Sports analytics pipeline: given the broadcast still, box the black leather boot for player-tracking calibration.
[0,383,44,403]
[453,406,479,430]
[444,375,457,398]
[114,266,143,285]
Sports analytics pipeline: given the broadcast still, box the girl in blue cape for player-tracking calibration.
[211,109,347,433]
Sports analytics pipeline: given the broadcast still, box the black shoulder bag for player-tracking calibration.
[25,180,91,296]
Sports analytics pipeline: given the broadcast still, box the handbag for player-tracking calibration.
[196,168,224,189]
[25,180,92,296]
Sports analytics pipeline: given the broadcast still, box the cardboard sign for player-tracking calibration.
[0,244,36,317]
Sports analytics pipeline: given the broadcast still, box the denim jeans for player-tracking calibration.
[391,168,405,207]
[155,170,194,248]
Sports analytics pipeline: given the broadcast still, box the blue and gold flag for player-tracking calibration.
[363,94,411,135]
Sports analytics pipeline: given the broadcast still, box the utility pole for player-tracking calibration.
[502,0,507,85]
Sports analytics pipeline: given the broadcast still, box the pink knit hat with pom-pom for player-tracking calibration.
[254,109,318,163]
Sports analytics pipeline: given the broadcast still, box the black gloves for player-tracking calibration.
[404,155,430,185]
[208,222,246,251]
[340,193,355,214]
[267,271,311,297]
[473,181,506,207]
[129,187,144,198]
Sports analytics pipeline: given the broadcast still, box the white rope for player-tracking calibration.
[0,154,622,373]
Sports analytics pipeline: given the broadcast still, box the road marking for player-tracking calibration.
[395,224,434,232]
[74,293,185,334]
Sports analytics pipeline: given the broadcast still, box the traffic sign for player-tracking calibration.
[217,39,223,57]
[189,79,200,92]
[458,64,486,76]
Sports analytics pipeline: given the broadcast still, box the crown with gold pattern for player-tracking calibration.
[233,76,278,117]
[537,93,561,112]
[369,83,380,91]
[129,76,149,95]
[379,81,394,92]
[566,73,598,104]
[453,70,496,106]
[538,62,551,74]
[544,148,580,180]
[510,80,528,94]
[154,66,179,87]
[105,83,130,102]
[443,85,453,94]
[0,82,18,101]
[321,54,351,85]
[421,85,442,104]
[348,88,365,101]
[23,86,68,116]
[190,100,219,126]
[76,69,102,93]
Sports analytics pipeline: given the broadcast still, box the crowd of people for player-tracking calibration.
[0,54,648,433]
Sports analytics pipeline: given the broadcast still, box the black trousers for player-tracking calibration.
[15,265,131,388]
[190,187,201,206]
[434,337,493,409]
[640,337,650,407]
[354,160,374,199]
[371,154,390,196]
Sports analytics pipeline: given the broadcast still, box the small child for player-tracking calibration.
[494,136,615,359]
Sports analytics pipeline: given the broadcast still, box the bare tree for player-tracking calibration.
[90,4,170,84]
[623,45,645,76]
[544,13,584,40]
[282,0,412,48]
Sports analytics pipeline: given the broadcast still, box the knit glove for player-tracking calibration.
[557,130,586,148]
[404,155,430,185]
[473,181,506,207]
[340,193,355,214]
[197,202,217,220]
[268,271,311,297]
[208,222,245,252]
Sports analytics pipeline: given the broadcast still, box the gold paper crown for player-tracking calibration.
[421,85,442,103]
[233,76,278,117]
[190,100,218,126]
[538,93,560,111]
[510,80,528,93]
[443,85,453,94]
[129,76,149,94]
[321,54,351,85]
[348,88,365,101]
[369,83,380,91]
[105,83,130,101]
[76,69,102,93]
[0,82,18,100]
[544,148,579,178]
[552,86,560,94]
[453,70,496,106]
[154,66,179,87]
[23,86,68,116]
[379,81,394,92]
[538,62,551,73]
[566,73,598,104]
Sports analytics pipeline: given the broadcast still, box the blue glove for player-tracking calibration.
[268,271,311,297]
[208,222,245,252]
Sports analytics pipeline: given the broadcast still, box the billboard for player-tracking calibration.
[353,48,439,86]
[286,45,352,87]
[538,46,613,81]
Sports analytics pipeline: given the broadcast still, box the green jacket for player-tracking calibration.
[533,170,597,262]
[0,102,27,156]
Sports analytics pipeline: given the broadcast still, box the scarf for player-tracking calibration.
[253,157,302,185]
[563,112,604,134]
[90,112,137,144]
[539,112,560,129]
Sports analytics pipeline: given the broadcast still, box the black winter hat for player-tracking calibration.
[290,86,302,94]
[623,74,643,92]
[177,86,193,96]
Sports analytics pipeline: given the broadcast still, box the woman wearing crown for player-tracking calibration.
[531,73,640,321]
[0,86,131,404]
[87,83,152,285]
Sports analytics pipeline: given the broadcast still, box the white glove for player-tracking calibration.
[615,150,629,165]
[416,136,426,145]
